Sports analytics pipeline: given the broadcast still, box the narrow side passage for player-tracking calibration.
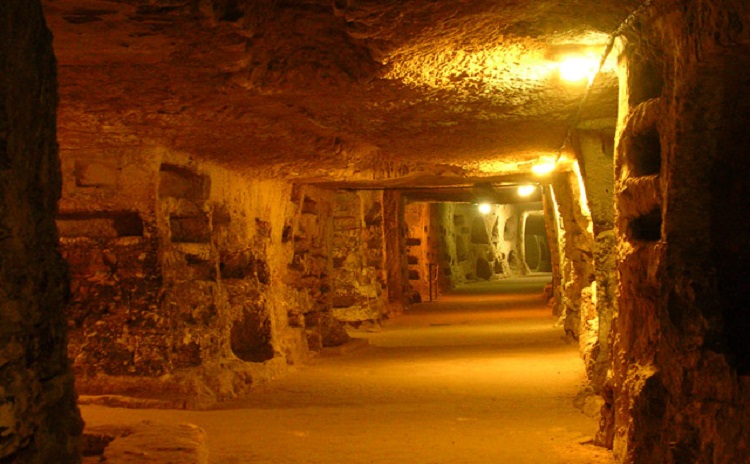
[81,277,612,464]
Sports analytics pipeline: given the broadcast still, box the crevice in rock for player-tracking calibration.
[57,211,144,238]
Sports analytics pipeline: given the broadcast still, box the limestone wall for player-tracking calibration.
[329,190,388,323]
[58,144,350,405]
[428,202,536,292]
[549,169,595,342]
[605,1,750,461]
[0,1,82,461]
[383,190,408,312]
[284,184,346,350]
[542,185,564,312]
[403,202,434,300]
[544,165,602,413]
[573,127,617,393]
[392,199,545,302]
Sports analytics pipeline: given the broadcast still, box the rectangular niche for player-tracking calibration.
[220,252,269,283]
[159,164,210,200]
[231,308,274,363]
[301,197,318,215]
[170,214,210,243]
[627,128,662,177]
[628,209,662,243]
[185,254,216,281]
[57,211,144,238]
[628,54,664,106]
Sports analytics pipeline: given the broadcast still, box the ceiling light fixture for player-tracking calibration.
[517,185,536,197]
[558,55,598,83]
[531,156,557,176]
[477,203,492,215]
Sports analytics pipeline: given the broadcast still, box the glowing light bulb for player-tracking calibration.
[558,56,597,83]
[477,203,492,215]
[517,185,536,197]
[532,157,557,176]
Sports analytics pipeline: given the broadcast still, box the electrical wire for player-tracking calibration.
[557,0,656,156]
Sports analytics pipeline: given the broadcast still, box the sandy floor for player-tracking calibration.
[81,276,614,464]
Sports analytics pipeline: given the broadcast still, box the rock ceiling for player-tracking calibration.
[43,0,639,186]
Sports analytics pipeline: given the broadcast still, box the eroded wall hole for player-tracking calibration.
[159,164,211,200]
[230,308,274,362]
[628,209,662,243]
[628,128,661,177]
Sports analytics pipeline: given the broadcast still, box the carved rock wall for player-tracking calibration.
[59,145,347,405]
[542,185,564,313]
[402,202,434,301]
[574,128,617,393]
[607,1,750,462]
[283,185,348,351]
[383,190,408,312]
[428,202,530,293]
[0,1,82,461]
[549,169,595,341]
[329,191,388,323]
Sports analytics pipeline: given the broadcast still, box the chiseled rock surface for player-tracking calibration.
[0,1,82,462]
[609,1,750,462]
[42,0,638,181]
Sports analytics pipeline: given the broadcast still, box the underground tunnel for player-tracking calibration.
[1,0,750,463]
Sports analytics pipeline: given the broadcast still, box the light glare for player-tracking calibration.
[478,203,492,215]
[559,56,597,83]
[531,160,556,176]
[517,185,536,197]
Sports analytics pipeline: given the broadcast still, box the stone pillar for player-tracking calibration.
[542,186,563,312]
[572,126,617,393]
[383,190,406,310]
[0,1,83,461]
[550,169,595,341]
[517,210,530,275]
[504,204,530,276]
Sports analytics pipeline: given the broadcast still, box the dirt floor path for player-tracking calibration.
[81,276,614,463]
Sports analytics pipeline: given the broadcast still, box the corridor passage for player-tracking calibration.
[81,276,613,463]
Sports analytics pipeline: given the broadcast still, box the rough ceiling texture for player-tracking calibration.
[43,0,638,183]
